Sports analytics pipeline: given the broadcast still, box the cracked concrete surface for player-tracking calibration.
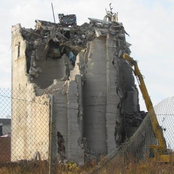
[11,13,147,164]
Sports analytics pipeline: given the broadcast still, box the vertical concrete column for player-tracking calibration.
[75,75,84,139]
[11,25,30,161]
[84,37,107,153]
[53,87,68,159]
[105,35,120,153]
[67,80,83,164]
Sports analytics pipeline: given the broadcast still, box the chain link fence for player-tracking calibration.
[91,97,174,174]
[0,88,174,174]
[0,88,51,174]
[0,88,88,174]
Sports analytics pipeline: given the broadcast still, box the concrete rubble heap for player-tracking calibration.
[11,12,146,164]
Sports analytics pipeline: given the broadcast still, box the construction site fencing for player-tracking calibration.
[91,96,174,174]
[0,88,86,174]
[0,88,52,174]
[0,88,174,174]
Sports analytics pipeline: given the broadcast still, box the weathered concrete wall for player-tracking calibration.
[11,90,50,161]
[67,78,84,164]
[31,43,65,89]
[84,36,107,153]
[11,24,30,161]
[52,82,68,159]
[11,25,50,161]
[105,35,121,153]
[12,24,28,89]
[51,79,84,163]
[25,94,50,160]
[11,18,145,164]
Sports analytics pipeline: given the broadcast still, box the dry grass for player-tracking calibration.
[0,157,174,174]
[96,156,174,174]
[0,160,96,174]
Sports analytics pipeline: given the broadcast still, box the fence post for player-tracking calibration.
[49,95,54,174]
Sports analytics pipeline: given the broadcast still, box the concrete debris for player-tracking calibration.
[12,10,147,165]
[19,13,131,84]
[124,111,147,127]
[58,14,77,26]
[85,148,105,163]
[104,3,118,22]
[88,17,112,25]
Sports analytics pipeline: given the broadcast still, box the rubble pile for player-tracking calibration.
[124,111,147,127]
[85,148,105,162]
[20,13,132,84]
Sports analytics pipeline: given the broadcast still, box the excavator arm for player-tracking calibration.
[123,54,167,157]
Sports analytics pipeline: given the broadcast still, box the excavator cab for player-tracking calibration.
[149,145,171,162]
[149,145,164,159]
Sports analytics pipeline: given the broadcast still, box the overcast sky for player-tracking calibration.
[0,0,174,111]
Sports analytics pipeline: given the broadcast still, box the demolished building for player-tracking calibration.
[11,12,146,164]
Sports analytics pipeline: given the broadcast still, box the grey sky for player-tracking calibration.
[0,0,174,111]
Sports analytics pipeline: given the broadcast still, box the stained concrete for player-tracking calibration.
[84,36,107,153]
[11,14,146,164]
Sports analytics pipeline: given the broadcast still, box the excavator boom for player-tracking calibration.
[123,53,167,153]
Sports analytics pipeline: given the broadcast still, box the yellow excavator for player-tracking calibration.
[123,53,174,163]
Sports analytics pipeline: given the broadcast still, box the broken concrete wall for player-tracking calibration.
[83,36,107,154]
[67,27,141,160]
[12,24,29,88]
[67,78,84,163]
[12,15,146,164]
[33,77,84,163]
[105,34,122,153]
[24,93,50,160]
[105,114,157,165]
[11,24,31,161]
[30,42,65,88]
[52,82,68,160]
[11,24,50,161]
